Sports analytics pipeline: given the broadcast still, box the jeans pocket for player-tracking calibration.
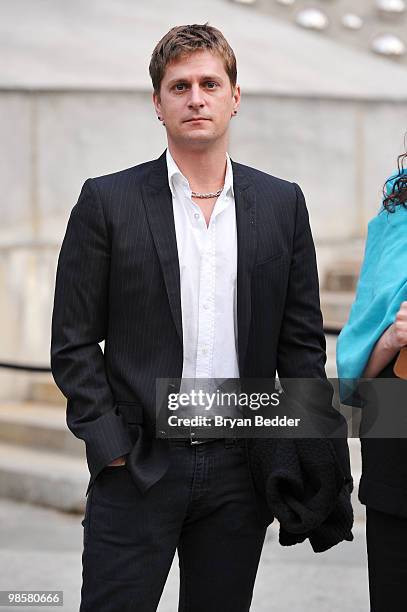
[92,463,138,507]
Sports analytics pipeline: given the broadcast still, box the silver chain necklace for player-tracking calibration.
[191,186,224,199]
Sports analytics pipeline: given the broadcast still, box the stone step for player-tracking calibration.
[320,290,354,329]
[0,402,84,458]
[0,442,87,512]
[325,333,337,378]
[323,262,361,292]
[0,439,364,521]
[29,377,66,406]
[0,404,364,519]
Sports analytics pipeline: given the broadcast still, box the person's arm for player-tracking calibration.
[51,180,133,481]
[276,183,327,379]
[362,301,407,378]
[277,183,352,486]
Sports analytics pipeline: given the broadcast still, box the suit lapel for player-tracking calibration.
[141,150,183,345]
[232,161,257,374]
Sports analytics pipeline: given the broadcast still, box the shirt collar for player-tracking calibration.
[166,148,234,199]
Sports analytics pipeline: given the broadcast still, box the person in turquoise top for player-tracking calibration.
[337,152,407,612]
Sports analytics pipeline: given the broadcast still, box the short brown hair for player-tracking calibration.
[149,23,237,98]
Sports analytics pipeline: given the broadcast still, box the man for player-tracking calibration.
[51,23,351,612]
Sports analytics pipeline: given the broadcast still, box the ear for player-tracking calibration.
[152,90,162,116]
[232,84,241,112]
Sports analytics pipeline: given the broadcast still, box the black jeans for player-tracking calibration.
[80,438,270,612]
[366,507,407,612]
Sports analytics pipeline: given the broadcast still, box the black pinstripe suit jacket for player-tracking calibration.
[51,149,351,495]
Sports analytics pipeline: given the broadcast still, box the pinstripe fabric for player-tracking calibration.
[51,149,349,496]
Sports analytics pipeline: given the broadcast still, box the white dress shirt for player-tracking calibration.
[166,148,240,392]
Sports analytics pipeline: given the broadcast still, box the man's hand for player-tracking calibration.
[108,455,128,467]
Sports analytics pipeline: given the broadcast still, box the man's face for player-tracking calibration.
[153,49,240,150]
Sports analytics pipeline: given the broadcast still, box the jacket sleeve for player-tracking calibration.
[50,179,133,486]
[277,182,352,487]
[276,182,326,379]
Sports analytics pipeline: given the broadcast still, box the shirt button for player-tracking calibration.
[202,348,208,355]
[203,303,209,310]
[194,213,200,220]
